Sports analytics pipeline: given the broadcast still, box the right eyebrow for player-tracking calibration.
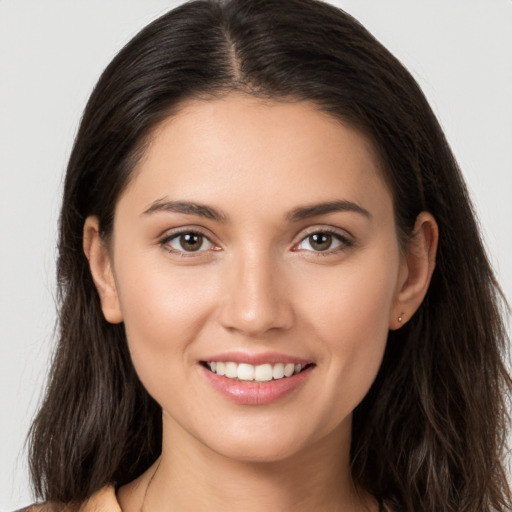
[141,198,228,222]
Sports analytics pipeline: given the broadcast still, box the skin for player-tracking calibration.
[84,94,438,512]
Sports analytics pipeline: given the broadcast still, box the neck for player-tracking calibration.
[119,412,376,512]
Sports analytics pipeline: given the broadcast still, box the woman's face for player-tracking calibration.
[101,94,408,462]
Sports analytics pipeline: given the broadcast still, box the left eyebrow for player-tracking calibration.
[286,200,371,222]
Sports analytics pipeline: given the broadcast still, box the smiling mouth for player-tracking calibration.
[201,361,314,382]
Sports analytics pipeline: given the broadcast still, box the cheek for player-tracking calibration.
[112,254,218,380]
[303,251,398,338]
[298,249,399,405]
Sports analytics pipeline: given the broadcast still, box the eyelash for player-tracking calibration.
[159,229,218,257]
[293,228,353,256]
[159,227,353,257]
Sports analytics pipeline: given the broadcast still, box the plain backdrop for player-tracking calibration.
[1,0,511,508]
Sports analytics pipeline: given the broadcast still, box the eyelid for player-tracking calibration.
[159,227,221,255]
[157,224,354,256]
[292,226,354,254]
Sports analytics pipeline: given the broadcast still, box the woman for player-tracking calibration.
[25,0,510,511]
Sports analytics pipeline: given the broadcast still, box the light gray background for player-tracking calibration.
[1,0,511,508]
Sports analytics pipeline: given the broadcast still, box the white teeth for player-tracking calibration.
[284,363,295,377]
[207,361,308,381]
[225,362,238,379]
[216,362,225,376]
[272,363,284,379]
[254,364,273,382]
[237,363,254,381]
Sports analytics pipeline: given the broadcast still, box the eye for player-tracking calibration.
[162,231,215,253]
[295,230,350,253]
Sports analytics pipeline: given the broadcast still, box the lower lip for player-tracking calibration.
[200,364,313,405]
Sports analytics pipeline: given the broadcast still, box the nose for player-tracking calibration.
[218,250,294,338]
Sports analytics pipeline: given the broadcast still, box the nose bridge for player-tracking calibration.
[219,244,293,336]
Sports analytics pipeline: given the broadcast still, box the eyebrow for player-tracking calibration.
[142,198,370,223]
[142,199,228,222]
[286,200,371,222]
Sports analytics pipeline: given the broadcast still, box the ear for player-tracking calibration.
[83,216,123,324]
[389,211,438,330]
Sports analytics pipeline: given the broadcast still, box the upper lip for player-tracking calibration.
[201,351,313,366]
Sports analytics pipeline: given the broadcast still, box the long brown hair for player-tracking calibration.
[28,1,511,510]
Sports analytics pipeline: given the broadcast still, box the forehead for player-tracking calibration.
[120,94,392,219]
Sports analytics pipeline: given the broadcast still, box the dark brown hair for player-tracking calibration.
[29,1,511,510]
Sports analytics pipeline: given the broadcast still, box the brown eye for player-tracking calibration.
[308,233,332,251]
[295,231,348,253]
[180,233,203,251]
[165,232,213,253]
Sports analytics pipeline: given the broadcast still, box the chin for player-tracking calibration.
[195,417,341,465]
[209,436,307,463]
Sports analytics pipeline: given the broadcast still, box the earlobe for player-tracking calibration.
[390,212,438,330]
[83,216,123,324]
